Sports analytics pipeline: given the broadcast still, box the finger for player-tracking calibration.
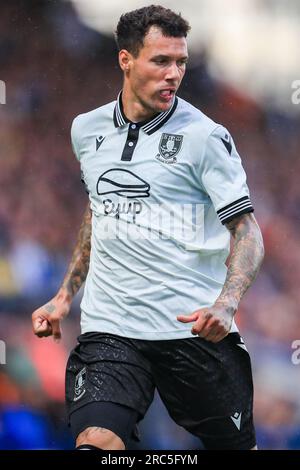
[32,317,44,332]
[34,319,52,337]
[33,317,50,334]
[198,318,224,340]
[204,327,223,342]
[191,316,209,335]
[177,312,199,323]
[204,324,227,342]
[36,329,52,338]
[50,318,61,341]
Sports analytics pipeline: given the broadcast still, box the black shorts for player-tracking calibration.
[65,332,256,450]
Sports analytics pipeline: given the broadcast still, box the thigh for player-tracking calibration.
[71,401,139,448]
[150,333,256,449]
[66,332,155,442]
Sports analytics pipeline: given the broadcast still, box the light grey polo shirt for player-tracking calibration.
[71,93,253,339]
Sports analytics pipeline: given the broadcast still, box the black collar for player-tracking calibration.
[113,91,178,136]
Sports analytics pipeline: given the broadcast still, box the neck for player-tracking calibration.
[121,85,157,123]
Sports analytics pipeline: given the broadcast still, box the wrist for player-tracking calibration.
[215,297,238,316]
[56,286,73,305]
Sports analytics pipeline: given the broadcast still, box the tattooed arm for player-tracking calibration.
[61,203,92,298]
[177,213,264,342]
[32,203,92,341]
[215,213,264,313]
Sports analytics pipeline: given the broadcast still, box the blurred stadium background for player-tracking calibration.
[1,0,300,449]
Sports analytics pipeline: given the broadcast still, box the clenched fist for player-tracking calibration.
[32,289,71,341]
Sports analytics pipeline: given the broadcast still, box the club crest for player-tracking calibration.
[156,133,183,164]
[74,367,86,401]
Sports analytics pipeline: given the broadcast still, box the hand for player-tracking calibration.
[177,302,235,343]
[32,289,71,342]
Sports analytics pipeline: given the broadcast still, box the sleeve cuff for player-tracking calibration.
[217,196,254,225]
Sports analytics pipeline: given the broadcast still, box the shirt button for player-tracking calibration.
[128,142,134,147]
[131,124,136,129]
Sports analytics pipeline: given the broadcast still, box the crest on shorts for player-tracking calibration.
[156,133,183,164]
[74,367,86,402]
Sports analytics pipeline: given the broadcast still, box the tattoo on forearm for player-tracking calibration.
[62,204,92,298]
[218,213,264,310]
[44,303,56,314]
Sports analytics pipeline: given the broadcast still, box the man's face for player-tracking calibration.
[123,26,188,114]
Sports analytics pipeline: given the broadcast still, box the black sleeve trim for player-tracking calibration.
[217,196,254,225]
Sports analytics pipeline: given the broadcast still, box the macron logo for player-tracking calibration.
[96,135,105,151]
[231,412,242,431]
[221,134,232,155]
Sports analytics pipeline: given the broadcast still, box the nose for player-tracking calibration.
[164,62,182,81]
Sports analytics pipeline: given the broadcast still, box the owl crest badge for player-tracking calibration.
[156,133,183,164]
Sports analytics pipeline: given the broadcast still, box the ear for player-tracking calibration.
[119,49,133,72]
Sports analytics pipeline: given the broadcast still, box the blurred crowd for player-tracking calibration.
[1,0,300,449]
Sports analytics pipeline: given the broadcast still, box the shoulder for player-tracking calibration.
[177,98,237,153]
[176,97,220,138]
[70,101,115,161]
[71,101,115,135]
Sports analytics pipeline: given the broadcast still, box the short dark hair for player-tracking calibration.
[115,5,190,57]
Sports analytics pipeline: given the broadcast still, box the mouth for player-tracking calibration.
[159,88,176,101]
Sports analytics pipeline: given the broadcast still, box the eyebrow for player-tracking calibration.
[151,54,189,61]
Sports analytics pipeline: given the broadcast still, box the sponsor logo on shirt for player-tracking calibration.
[97,169,150,198]
[96,169,150,222]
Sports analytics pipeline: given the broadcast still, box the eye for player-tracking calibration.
[152,57,168,65]
[177,59,187,67]
[155,59,167,65]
